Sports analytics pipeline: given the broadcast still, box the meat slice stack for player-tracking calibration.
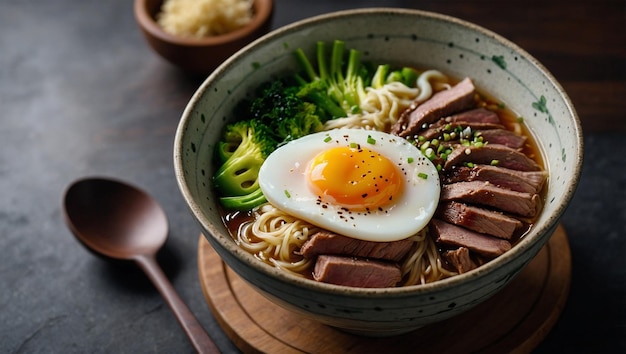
[392,77,547,274]
[300,231,414,288]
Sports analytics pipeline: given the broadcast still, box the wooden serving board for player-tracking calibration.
[198,225,571,354]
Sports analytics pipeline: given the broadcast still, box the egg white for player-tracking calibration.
[258,128,440,242]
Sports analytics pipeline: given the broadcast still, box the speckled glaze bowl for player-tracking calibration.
[174,8,583,336]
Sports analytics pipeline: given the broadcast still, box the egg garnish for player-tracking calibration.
[258,129,440,242]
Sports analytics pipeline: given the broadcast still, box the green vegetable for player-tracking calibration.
[293,40,372,118]
[295,79,347,120]
[213,119,277,210]
[372,65,418,88]
[370,64,390,89]
[386,67,419,87]
[219,188,267,211]
[249,80,325,143]
[214,78,329,211]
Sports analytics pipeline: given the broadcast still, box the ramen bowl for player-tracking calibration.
[134,0,274,74]
[174,8,582,336]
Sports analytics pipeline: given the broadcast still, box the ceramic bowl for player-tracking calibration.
[174,8,583,336]
[134,0,274,74]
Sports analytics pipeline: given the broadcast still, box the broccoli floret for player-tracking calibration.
[214,79,330,211]
[295,79,346,120]
[293,40,372,118]
[249,80,325,142]
[213,119,277,210]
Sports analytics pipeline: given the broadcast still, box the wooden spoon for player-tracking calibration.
[63,177,218,354]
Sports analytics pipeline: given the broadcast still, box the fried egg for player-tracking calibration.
[258,129,440,242]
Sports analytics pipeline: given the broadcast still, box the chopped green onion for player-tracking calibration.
[367,135,376,145]
[418,172,428,179]
[284,190,291,198]
[425,148,435,160]
[407,157,414,163]
[517,116,524,123]
[350,142,358,148]
[323,136,332,143]
[491,159,499,166]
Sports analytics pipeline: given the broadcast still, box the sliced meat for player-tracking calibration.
[300,231,414,262]
[442,247,477,274]
[313,255,402,288]
[441,181,541,217]
[436,201,522,239]
[445,108,503,124]
[476,129,527,149]
[431,219,511,258]
[443,144,542,171]
[418,109,505,140]
[392,77,476,138]
[443,164,547,193]
[420,123,503,141]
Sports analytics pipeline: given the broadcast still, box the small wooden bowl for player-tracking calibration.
[134,0,274,74]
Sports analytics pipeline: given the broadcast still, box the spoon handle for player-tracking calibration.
[134,254,219,354]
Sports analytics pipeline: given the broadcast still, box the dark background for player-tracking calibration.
[1,0,624,353]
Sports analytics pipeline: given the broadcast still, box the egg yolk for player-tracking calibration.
[307,146,403,211]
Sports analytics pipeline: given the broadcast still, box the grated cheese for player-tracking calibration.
[157,0,254,38]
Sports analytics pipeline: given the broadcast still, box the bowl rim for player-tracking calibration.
[133,0,274,47]
[174,7,584,298]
